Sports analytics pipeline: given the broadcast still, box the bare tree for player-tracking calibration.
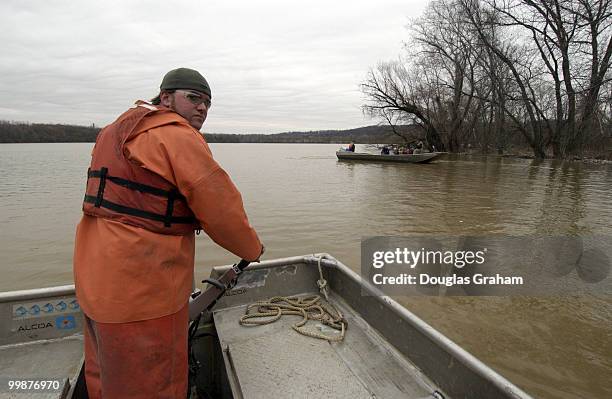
[459,0,560,157]
[409,0,488,152]
[362,0,494,153]
[468,0,612,157]
[361,60,446,151]
[363,0,611,158]
[575,0,612,152]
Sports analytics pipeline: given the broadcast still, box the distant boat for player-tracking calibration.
[336,150,441,163]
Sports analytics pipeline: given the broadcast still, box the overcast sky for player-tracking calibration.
[0,0,428,134]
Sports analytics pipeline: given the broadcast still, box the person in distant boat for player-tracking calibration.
[381,146,390,155]
[347,142,355,152]
[73,68,264,399]
[414,140,424,154]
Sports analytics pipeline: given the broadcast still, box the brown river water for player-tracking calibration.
[0,143,610,398]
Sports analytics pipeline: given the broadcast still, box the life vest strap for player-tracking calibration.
[164,190,178,227]
[94,167,108,207]
[86,168,195,227]
[83,195,196,225]
[88,169,187,201]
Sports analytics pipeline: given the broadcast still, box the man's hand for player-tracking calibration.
[256,245,265,262]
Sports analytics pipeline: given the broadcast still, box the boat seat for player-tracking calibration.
[213,293,439,399]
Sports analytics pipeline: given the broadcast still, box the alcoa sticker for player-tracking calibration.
[17,322,54,332]
[13,298,80,320]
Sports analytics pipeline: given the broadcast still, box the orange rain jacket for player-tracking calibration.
[73,101,263,323]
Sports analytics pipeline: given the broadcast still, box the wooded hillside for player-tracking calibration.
[0,121,423,144]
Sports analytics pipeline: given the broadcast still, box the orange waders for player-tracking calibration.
[83,304,188,399]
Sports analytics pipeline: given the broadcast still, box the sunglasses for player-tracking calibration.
[176,90,212,108]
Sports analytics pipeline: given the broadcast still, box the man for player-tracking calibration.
[73,68,264,398]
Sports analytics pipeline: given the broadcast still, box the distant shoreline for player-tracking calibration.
[0,121,419,145]
[2,121,610,161]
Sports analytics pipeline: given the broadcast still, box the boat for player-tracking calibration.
[0,285,86,398]
[336,151,441,163]
[0,254,532,398]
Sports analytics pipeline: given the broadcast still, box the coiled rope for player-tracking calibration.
[239,295,346,342]
[239,256,347,342]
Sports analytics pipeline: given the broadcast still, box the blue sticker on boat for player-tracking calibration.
[13,297,81,320]
[56,315,76,330]
[14,306,28,317]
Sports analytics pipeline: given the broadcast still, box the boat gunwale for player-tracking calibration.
[0,284,75,303]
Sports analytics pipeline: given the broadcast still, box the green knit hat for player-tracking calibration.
[151,67,211,104]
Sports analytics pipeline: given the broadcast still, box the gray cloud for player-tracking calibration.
[0,0,426,134]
